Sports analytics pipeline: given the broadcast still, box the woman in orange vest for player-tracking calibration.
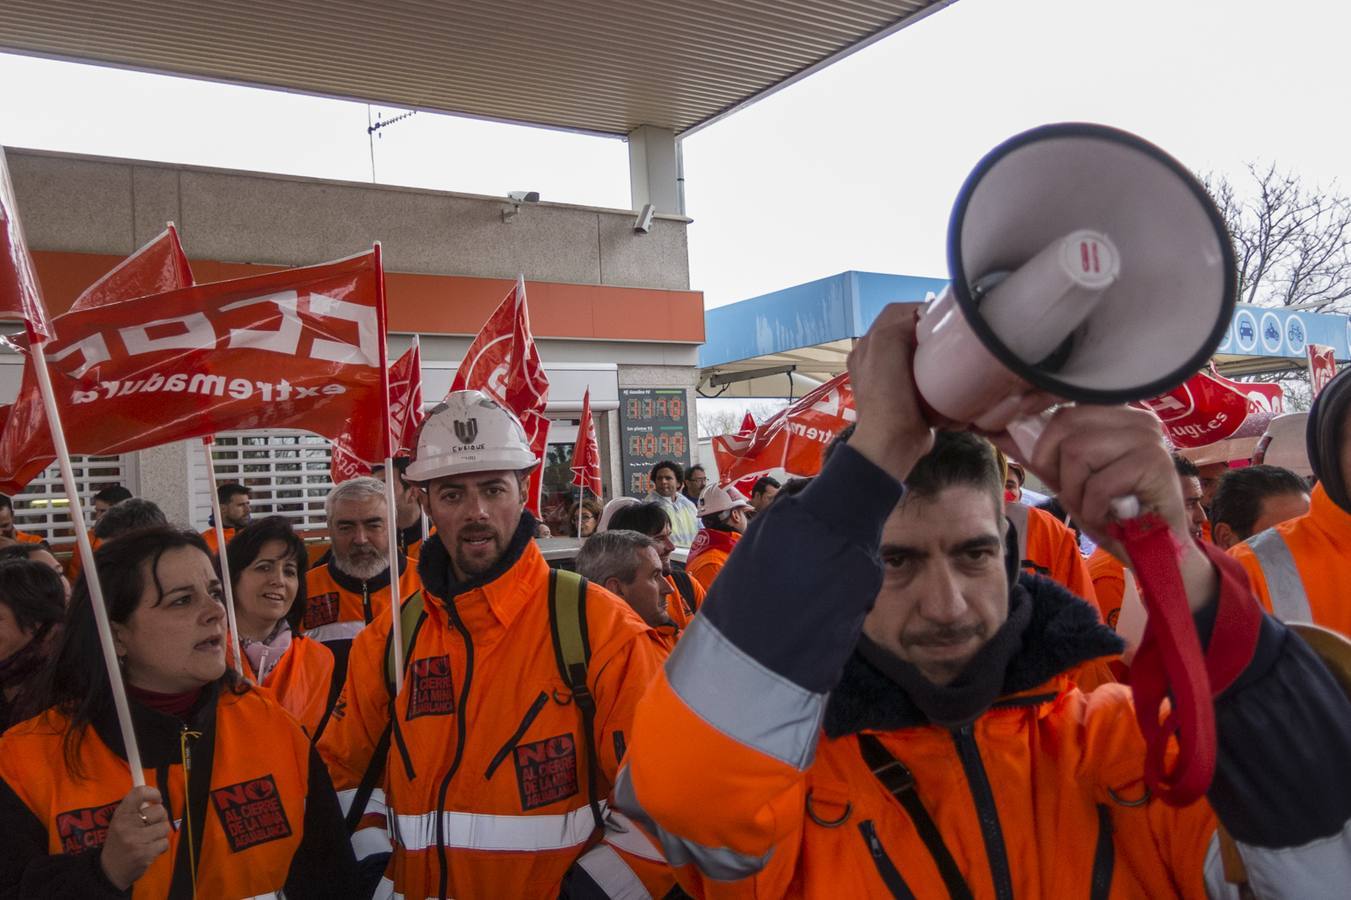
[0,526,356,897]
[227,516,339,740]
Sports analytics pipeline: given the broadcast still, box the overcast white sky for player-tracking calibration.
[0,0,1346,312]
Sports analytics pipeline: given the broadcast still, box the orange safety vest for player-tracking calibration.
[1229,482,1351,635]
[318,534,669,899]
[14,530,43,544]
[1087,546,1126,631]
[298,555,421,646]
[1006,502,1100,611]
[686,528,740,592]
[0,688,313,898]
[241,633,338,740]
[67,531,101,582]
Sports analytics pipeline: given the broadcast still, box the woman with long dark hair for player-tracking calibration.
[227,516,339,739]
[0,526,356,898]
[0,557,65,729]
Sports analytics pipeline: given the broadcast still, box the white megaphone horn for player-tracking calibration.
[914,123,1237,515]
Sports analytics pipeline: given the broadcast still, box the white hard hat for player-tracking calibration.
[405,390,538,482]
[698,484,753,517]
[598,497,640,531]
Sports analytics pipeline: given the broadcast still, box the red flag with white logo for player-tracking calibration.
[1308,343,1338,398]
[1,227,199,483]
[713,374,855,483]
[450,276,550,515]
[330,336,424,483]
[1132,368,1250,449]
[730,412,760,497]
[570,388,602,497]
[0,149,52,341]
[0,251,386,493]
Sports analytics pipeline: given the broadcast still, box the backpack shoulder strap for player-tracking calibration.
[670,569,699,615]
[548,569,604,832]
[385,589,427,696]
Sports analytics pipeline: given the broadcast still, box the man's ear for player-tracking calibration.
[1212,522,1239,550]
[602,576,625,597]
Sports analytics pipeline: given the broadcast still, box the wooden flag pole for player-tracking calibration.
[374,243,406,679]
[30,340,146,785]
[201,436,245,677]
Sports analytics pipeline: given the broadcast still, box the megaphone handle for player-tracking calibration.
[1006,413,1140,519]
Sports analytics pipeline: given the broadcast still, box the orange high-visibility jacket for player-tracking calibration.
[665,570,706,634]
[241,633,338,740]
[200,527,237,556]
[67,531,100,582]
[14,530,42,544]
[318,525,670,899]
[1087,546,1126,631]
[1006,502,1099,611]
[1229,482,1351,634]
[686,530,740,592]
[299,555,422,646]
[0,685,355,898]
[617,444,1351,900]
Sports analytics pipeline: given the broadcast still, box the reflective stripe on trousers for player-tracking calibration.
[390,800,606,852]
[1247,528,1314,621]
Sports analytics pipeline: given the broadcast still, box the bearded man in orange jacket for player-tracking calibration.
[616,305,1351,899]
[318,391,674,899]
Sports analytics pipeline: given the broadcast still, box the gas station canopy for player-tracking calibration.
[700,271,1351,398]
[0,0,952,137]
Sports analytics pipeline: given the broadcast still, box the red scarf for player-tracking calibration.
[688,528,739,566]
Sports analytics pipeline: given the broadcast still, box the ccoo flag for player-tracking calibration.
[450,276,550,515]
[713,373,855,484]
[0,252,386,493]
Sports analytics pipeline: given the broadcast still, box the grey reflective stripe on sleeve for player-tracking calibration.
[666,615,826,770]
[1006,503,1029,565]
[1247,529,1313,622]
[614,765,772,882]
[1238,819,1351,899]
[576,844,653,900]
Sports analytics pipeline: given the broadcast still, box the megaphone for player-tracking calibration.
[915,123,1237,457]
[913,123,1240,808]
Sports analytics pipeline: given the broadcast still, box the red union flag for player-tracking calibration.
[74,225,195,311]
[0,148,52,340]
[0,228,198,482]
[330,337,424,483]
[570,388,602,497]
[450,276,550,515]
[1133,369,1250,449]
[1309,343,1338,398]
[0,252,386,493]
[713,373,855,483]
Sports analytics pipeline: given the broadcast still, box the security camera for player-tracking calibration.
[634,203,656,234]
[507,190,540,203]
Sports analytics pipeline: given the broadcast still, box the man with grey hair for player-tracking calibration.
[576,529,677,644]
[301,476,421,681]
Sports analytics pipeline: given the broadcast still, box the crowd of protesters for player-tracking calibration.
[0,306,1350,898]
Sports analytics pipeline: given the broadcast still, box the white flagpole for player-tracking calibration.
[374,243,405,678]
[201,437,244,677]
[577,484,584,537]
[30,341,146,784]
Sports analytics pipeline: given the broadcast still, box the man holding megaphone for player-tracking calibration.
[616,303,1351,898]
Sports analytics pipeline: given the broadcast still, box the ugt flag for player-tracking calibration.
[570,388,602,497]
[450,276,550,515]
[0,251,386,493]
[0,148,52,341]
[714,373,855,484]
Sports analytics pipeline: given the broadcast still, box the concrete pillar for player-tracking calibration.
[627,125,680,215]
[136,442,193,528]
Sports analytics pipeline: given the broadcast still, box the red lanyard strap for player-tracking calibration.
[1112,517,1263,806]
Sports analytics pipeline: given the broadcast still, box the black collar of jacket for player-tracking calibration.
[328,551,409,595]
[823,574,1124,736]
[91,679,226,768]
[418,511,538,603]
